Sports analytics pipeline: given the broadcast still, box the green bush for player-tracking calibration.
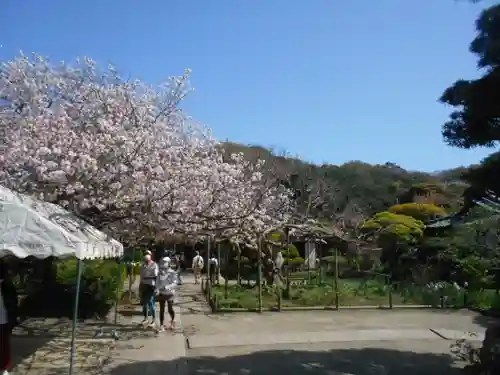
[220,256,258,281]
[284,244,300,258]
[321,255,348,265]
[20,259,125,319]
[131,263,141,275]
[286,257,305,266]
[124,248,148,262]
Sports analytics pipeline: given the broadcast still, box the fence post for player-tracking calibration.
[463,284,468,307]
[237,250,241,286]
[334,248,339,310]
[213,294,218,312]
[217,243,221,285]
[224,276,229,299]
[388,275,393,309]
[224,244,230,299]
[207,236,212,290]
[257,234,263,313]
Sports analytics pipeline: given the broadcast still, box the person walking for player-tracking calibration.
[179,253,186,272]
[155,257,178,332]
[208,255,219,285]
[192,251,204,284]
[174,253,183,285]
[0,262,19,375]
[139,252,158,328]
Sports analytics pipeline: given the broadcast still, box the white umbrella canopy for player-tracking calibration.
[0,185,123,259]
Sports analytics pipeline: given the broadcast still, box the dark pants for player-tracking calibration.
[139,284,156,320]
[0,323,12,371]
[209,264,218,284]
[157,294,175,325]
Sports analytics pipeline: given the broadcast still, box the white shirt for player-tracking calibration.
[0,280,8,325]
[209,258,218,266]
[192,255,204,269]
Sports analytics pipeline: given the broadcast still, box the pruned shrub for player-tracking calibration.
[20,259,125,319]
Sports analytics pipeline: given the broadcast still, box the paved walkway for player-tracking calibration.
[11,273,494,375]
[176,274,212,315]
[100,272,211,375]
[186,340,468,375]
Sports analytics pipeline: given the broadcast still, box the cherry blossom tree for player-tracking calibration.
[163,152,292,236]
[0,53,292,241]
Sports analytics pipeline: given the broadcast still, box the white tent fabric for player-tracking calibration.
[0,185,123,259]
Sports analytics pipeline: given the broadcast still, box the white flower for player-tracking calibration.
[0,53,293,241]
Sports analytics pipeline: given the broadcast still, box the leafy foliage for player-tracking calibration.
[388,203,447,222]
[223,143,466,218]
[20,259,125,319]
[361,211,425,242]
[440,4,500,149]
[462,151,500,196]
[438,3,500,209]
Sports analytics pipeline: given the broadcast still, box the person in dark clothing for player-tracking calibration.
[179,253,186,272]
[0,261,19,375]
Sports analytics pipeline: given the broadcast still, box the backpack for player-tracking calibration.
[197,255,205,267]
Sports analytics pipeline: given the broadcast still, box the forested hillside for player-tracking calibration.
[221,142,468,218]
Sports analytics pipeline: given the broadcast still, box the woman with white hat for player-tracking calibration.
[155,257,178,332]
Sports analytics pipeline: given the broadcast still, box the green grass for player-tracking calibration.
[212,278,396,309]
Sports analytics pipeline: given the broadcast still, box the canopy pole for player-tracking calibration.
[114,259,123,324]
[69,258,83,375]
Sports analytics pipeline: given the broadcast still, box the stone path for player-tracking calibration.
[12,338,114,375]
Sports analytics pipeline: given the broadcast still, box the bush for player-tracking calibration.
[220,256,258,282]
[284,244,300,258]
[124,247,148,262]
[20,259,126,319]
[285,257,305,272]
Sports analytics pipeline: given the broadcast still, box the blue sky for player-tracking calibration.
[1,0,496,171]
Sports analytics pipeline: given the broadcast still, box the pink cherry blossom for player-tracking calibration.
[0,53,292,241]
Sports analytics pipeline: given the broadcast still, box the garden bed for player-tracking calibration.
[210,277,500,311]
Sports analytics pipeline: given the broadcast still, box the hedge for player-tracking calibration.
[20,258,126,319]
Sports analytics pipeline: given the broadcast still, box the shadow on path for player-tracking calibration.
[473,312,500,329]
[104,347,464,375]
[11,336,52,370]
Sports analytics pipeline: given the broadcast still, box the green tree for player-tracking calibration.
[462,151,500,197]
[388,203,447,222]
[361,211,426,279]
[439,2,500,213]
[361,211,425,242]
[440,4,500,149]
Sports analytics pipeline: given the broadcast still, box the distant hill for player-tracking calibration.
[220,142,468,218]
